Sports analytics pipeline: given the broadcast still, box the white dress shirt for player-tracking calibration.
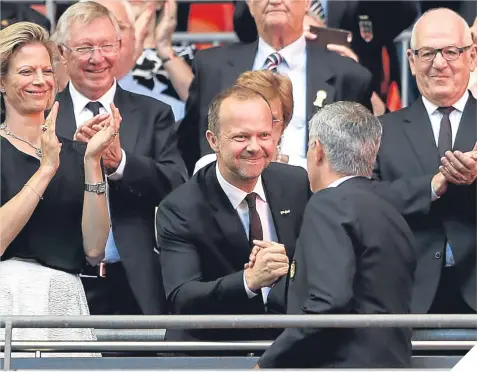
[193,35,308,174]
[215,164,278,304]
[118,71,185,121]
[69,81,126,180]
[422,90,469,200]
[253,36,308,161]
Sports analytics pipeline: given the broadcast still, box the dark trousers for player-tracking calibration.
[81,262,143,315]
[429,267,475,314]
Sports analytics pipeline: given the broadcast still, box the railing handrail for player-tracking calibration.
[0,340,475,352]
[1,314,476,329]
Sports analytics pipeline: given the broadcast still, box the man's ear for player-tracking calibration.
[206,130,220,153]
[407,49,416,77]
[246,0,254,17]
[314,139,325,166]
[58,45,67,67]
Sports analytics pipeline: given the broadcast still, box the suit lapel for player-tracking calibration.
[202,164,252,267]
[113,85,141,153]
[223,42,258,88]
[454,96,477,152]
[55,85,77,140]
[402,98,441,174]
[262,167,295,258]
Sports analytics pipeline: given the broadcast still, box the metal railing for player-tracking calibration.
[1,314,476,370]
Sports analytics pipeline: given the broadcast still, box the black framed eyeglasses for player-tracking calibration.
[412,45,473,62]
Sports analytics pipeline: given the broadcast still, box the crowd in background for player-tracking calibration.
[0,0,476,368]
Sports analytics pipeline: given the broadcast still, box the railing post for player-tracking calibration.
[3,321,12,371]
[400,39,410,107]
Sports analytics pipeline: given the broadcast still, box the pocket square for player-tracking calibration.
[280,210,290,215]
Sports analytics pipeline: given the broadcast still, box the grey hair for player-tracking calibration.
[52,1,120,46]
[410,8,472,49]
[308,101,382,178]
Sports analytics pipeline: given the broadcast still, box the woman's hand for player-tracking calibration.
[39,101,62,175]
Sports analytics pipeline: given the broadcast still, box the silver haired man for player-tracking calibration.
[256,101,417,369]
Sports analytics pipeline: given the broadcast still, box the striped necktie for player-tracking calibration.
[264,52,283,72]
[309,0,327,23]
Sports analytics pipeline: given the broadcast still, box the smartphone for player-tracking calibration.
[309,26,352,48]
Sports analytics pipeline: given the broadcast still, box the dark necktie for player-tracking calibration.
[86,101,102,116]
[437,106,456,268]
[264,52,283,72]
[245,192,263,246]
[437,107,454,158]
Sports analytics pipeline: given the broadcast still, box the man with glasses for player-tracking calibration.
[372,8,477,314]
[53,1,187,317]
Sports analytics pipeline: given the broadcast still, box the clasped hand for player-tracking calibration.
[439,144,477,185]
[74,103,123,170]
[243,240,289,292]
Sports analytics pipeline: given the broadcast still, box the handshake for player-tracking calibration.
[243,240,290,292]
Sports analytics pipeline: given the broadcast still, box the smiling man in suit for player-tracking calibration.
[178,0,373,174]
[52,1,187,316]
[157,85,310,346]
[373,8,477,314]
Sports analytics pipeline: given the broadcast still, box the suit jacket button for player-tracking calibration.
[434,252,442,259]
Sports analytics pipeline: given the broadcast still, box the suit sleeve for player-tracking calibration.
[157,200,255,314]
[177,56,202,175]
[371,155,433,217]
[258,195,357,368]
[233,1,258,43]
[358,1,418,43]
[111,105,187,205]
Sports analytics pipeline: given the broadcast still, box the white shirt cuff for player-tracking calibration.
[431,181,440,201]
[243,270,258,299]
[107,149,126,181]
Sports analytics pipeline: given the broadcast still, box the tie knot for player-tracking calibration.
[438,106,454,116]
[265,53,283,71]
[86,101,103,116]
[245,193,257,209]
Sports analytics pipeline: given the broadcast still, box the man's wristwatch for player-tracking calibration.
[85,182,107,194]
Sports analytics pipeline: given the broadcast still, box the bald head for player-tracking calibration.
[407,7,476,107]
[410,8,472,49]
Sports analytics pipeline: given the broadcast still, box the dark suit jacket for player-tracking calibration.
[258,177,416,368]
[1,3,51,31]
[233,1,417,95]
[55,84,187,314]
[372,96,477,313]
[157,162,310,342]
[177,40,373,174]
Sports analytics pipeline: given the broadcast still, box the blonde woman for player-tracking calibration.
[0,22,117,356]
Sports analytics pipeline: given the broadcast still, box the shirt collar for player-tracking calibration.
[421,90,469,116]
[327,175,357,188]
[215,163,267,209]
[69,79,117,117]
[257,35,306,70]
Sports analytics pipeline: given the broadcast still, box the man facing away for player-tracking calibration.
[256,102,417,368]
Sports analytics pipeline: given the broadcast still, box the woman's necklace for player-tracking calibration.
[0,122,43,158]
